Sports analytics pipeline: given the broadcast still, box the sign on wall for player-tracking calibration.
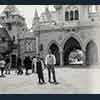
[24,38,36,52]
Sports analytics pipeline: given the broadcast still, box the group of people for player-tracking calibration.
[0,50,58,85]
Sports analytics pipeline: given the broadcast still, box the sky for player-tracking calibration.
[0,5,55,28]
[0,5,96,29]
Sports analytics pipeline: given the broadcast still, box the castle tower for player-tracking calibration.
[0,5,27,58]
[0,5,26,44]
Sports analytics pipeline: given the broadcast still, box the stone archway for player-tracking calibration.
[49,43,60,66]
[63,37,82,65]
[86,41,98,65]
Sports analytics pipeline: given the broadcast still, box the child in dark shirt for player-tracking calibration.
[36,56,45,84]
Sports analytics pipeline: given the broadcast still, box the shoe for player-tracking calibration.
[1,74,5,77]
[25,73,29,75]
[54,81,59,85]
[42,82,46,84]
[38,82,43,85]
[48,80,52,83]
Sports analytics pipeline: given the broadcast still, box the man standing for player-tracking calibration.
[0,56,6,77]
[5,55,11,75]
[17,56,23,75]
[23,56,29,75]
[45,50,57,84]
[32,56,37,73]
[36,54,45,84]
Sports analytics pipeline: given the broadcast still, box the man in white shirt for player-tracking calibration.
[45,50,57,84]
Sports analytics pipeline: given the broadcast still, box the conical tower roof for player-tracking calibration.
[34,9,39,19]
[54,5,62,10]
[45,6,49,14]
[45,6,51,21]
[32,9,40,25]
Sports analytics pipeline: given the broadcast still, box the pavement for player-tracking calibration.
[0,65,100,94]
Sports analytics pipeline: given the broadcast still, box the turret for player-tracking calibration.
[45,6,51,21]
[0,5,26,43]
[32,9,40,25]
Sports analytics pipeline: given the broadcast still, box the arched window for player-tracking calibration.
[65,8,79,21]
[39,44,43,51]
[88,5,96,13]
[70,10,73,20]
[65,11,69,21]
[75,10,79,20]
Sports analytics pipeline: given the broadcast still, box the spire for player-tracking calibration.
[54,5,62,10]
[45,6,49,14]
[34,9,39,19]
[45,6,51,21]
[33,9,40,25]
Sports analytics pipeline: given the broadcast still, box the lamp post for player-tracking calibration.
[36,24,40,56]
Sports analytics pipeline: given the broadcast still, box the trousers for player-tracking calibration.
[47,64,56,82]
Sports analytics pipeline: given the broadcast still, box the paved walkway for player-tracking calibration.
[0,66,100,94]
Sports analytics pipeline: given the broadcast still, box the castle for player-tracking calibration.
[0,5,100,67]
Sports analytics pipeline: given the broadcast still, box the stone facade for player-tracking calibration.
[33,5,100,66]
[0,5,100,67]
[0,5,36,65]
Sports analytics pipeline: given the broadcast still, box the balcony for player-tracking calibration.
[64,20,80,27]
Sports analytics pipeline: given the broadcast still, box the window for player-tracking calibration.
[39,44,43,51]
[65,11,69,21]
[65,8,79,21]
[88,5,96,13]
[13,36,15,42]
[12,15,15,19]
[70,10,73,20]
[5,11,9,18]
[75,10,79,20]
[2,17,4,20]
[2,37,5,42]
[7,23,12,30]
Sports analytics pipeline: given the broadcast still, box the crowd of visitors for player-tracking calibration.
[0,50,58,85]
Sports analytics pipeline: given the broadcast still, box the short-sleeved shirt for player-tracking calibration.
[45,54,56,65]
[0,60,6,68]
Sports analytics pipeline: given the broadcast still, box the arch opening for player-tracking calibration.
[63,37,83,65]
[49,43,60,66]
[86,41,98,65]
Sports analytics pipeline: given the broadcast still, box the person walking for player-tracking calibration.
[5,55,11,75]
[17,56,23,75]
[45,50,57,84]
[23,56,32,75]
[23,56,28,75]
[0,56,6,77]
[36,55,45,84]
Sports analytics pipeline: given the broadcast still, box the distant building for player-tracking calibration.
[0,5,36,67]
